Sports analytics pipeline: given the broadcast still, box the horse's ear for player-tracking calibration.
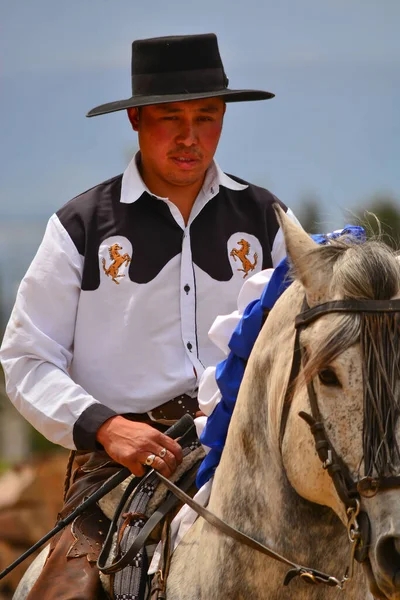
[273,204,331,305]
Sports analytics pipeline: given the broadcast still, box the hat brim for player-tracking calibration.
[86,88,274,117]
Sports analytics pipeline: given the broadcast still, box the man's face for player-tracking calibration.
[128,98,225,193]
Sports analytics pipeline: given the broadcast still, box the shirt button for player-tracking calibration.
[184,284,190,294]
[187,342,193,351]
[211,186,215,194]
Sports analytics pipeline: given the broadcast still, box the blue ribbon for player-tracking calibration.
[196,225,366,488]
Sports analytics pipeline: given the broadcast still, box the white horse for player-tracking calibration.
[13,207,400,599]
[166,208,400,599]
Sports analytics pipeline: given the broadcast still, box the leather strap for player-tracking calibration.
[154,473,342,588]
[97,466,198,574]
[149,394,199,422]
[150,517,172,600]
[357,475,400,496]
[123,395,199,428]
[0,415,195,582]
[298,410,358,509]
[295,298,400,329]
[97,426,198,575]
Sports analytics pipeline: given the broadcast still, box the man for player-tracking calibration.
[1,33,300,598]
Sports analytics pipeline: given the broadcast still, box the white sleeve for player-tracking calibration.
[0,214,115,449]
[207,268,274,356]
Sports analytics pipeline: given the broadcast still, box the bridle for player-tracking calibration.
[291,298,400,497]
[279,297,400,583]
[157,297,400,591]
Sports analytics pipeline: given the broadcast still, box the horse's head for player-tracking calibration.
[109,243,122,258]
[237,238,248,251]
[268,206,400,599]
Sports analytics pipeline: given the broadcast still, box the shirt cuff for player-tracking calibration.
[73,404,118,450]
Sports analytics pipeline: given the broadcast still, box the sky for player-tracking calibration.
[0,0,399,316]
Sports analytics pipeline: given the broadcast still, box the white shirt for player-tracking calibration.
[0,154,300,449]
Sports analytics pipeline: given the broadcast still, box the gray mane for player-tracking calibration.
[299,239,400,477]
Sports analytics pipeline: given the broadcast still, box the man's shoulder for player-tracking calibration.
[224,173,288,212]
[57,174,123,220]
[55,174,123,255]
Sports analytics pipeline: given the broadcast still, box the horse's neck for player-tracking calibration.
[203,403,365,598]
[206,284,302,530]
[207,386,335,554]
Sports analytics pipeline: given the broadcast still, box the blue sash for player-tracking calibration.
[196,226,366,487]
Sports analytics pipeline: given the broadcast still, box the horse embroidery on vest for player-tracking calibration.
[102,243,131,284]
[230,238,258,278]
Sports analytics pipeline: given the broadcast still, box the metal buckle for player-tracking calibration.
[322,449,333,470]
[347,499,361,543]
[357,476,380,498]
[344,499,362,583]
[300,572,317,584]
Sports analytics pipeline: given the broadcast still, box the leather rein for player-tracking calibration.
[155,297,400,591]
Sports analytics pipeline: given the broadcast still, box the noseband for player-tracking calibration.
[280,297,400,570]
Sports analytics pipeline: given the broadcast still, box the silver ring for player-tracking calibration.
[145,454,156,466]
[159,447,167,458]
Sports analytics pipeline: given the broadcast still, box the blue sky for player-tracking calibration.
[0,0,399,315]
[1,0,399,224]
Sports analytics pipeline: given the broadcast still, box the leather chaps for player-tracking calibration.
[27,450,122,600]
[25,406,194,600]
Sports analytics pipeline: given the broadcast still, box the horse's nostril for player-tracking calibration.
[376,536,400,586]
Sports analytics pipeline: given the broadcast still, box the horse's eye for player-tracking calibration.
[318,368,340,387]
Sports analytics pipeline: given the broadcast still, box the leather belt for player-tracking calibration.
[124,394,199,427]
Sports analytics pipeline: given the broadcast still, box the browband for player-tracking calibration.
[296,298,400,329]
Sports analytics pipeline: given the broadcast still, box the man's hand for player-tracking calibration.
[96,416,183,477]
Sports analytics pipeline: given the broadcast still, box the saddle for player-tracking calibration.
[97,422,204,600]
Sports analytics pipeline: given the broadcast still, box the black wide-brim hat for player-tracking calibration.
[87,33,274,117]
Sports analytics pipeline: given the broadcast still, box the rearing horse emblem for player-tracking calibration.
[102,243,131,285]
[230,238,258,278]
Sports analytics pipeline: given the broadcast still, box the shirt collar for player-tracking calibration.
[120,152,248,205]
[201,161,248,198]
[120,152,165,204]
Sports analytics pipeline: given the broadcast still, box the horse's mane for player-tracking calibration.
[294,238,400,477]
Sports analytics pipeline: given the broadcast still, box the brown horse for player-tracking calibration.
[102,243,131,284]
[230,238,258,278]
